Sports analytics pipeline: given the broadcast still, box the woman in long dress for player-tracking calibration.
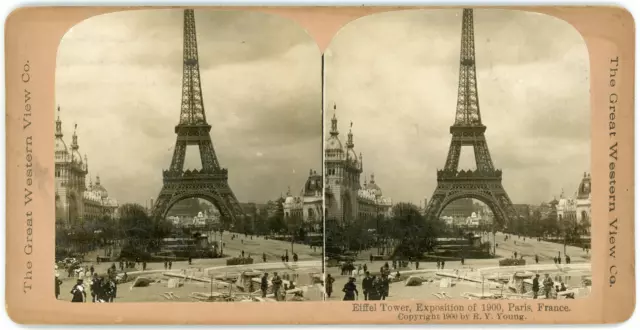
[342,277,358,301]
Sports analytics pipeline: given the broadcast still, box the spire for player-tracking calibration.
[286,186,291,196]
[346,121,354,149]
[453,8,482,126]
[179,9,207,125]
[55,106,63,138]
[330,103,339,136]
[71,123,79,150]
[96,174,101,186]
[370,173,375,184]
[88,174,93,189]
[84,154,88,169]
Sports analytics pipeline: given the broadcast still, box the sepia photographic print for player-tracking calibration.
[53,8,323,303]
[4,4,635,325]
[324,8,592,302]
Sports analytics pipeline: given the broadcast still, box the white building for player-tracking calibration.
[282,169,323,230]
[54,106,118,225]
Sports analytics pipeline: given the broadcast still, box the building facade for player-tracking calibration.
[551,172,591,226]
[54,106,118,226]
[83,175,119,221]
[324,107,392,224]
[555,189,577,223]
[283,169,323,231]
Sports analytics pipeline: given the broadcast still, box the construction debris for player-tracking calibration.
[161,292,180,300]
[164,272,230,287]
[167,278,183,288]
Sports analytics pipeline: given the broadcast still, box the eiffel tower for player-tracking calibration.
[424,8,516,230]
[152,9,244,224]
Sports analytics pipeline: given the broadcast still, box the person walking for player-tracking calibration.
[380,275,390,300]
[70,279,86,303]
[260,273,269,298]
[55,275,62,299]
[342,277,358,301]
[362,272,373,300]
[543,274,554,299]
[325,274,335,298]
[272,272,283,301]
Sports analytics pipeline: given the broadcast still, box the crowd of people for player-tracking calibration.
[258,271,301,301]
[328,262,402,301]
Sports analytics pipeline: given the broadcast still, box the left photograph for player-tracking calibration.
[54,9,323,303]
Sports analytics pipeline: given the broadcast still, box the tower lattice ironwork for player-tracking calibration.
[424,8,517,230]
[152,9,244,224]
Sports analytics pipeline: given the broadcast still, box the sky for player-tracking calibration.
[56,9,321,206]
[325,9,590,206]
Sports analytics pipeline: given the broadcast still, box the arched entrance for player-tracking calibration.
[156,191,231,224]
[435,192,510,231]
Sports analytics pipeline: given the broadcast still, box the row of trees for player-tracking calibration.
[57,197,323,259]
[326,202,449,259]
[501,204,591,248]
[325,201,593,259]
[56,203,174,258]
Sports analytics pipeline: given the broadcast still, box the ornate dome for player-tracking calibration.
[284,196,295,204]
[92,175,109,198]
[577,172,591,200]
[303,169,322,197]
[325,135,343,152]
[364,174,382,197]
[55,137,69,155]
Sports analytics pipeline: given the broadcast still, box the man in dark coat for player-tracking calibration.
[362,272,373,300]
[260,273,269,298]
[532,274,540,299]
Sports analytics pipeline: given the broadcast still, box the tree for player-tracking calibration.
[117,203,161,255]
[254,205,270,235]
[119,203,151,231]
[579,215,591,236]
[325,218,346,257]
[267,197,286,234]
[390,203,430,259]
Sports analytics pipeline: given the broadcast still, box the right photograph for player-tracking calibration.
[323,8,591,301]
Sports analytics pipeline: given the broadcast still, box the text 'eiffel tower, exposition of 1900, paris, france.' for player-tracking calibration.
[152,9,245,224]
[424,8,517,230]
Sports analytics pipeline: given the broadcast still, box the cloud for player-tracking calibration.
[56,9,321,206]
[326,9,590,205]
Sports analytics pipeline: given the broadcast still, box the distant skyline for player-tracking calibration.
[56,9,321,206]
[325,9,590,206]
